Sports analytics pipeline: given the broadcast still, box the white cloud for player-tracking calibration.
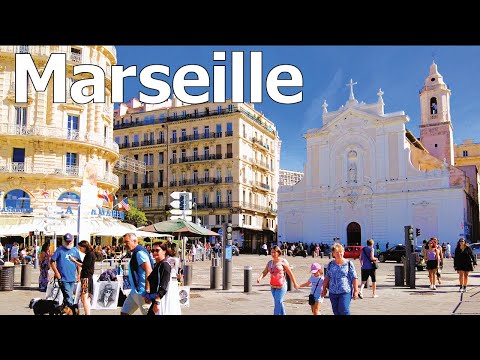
[302,68,343,132]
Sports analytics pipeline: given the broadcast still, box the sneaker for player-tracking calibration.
[463,286,467,292]
[372,294,379,298]
[358,292,363,299]
[433,285,437,290]
[459,286,463,292]
[430,285,434,290]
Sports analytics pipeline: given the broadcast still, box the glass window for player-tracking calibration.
[12,148,25,163]
[15,107,27,127]
[5,189,30,209]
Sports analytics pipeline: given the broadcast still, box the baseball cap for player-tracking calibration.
[64,233,74,242]
[311,263,321,273]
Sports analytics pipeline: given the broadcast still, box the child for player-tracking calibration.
[298,262,324,315]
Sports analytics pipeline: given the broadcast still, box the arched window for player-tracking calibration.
[430,97,438,114]
[57,191,80,211]
[4,189,30,209]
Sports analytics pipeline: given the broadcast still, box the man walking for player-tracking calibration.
[121,233,153,315]
[359,239,379,299]
[50,233,81,307]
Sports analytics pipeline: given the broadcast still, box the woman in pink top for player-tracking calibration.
[257,246,299,315]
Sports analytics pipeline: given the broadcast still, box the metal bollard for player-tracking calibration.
[244,266,252,293]
[21,264,32,287]
[409,253,416,289]
[394,265,404,286]
[210,265,221,289]
[183,264,192,286]
[211,257,219,267]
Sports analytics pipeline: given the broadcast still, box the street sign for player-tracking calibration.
[170,209,192,215]
[225,245,232,260]
[170,200,180,208]
[170,192,182,200]
[170,215,193,221]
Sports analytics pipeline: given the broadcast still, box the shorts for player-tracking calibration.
[80,277,93,296]
[121,292,150,315]
[426,260,438,270]
[361,269,376,282]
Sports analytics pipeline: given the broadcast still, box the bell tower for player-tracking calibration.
[419,61,454,165]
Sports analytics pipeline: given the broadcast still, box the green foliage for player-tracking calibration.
[124,200,148,227]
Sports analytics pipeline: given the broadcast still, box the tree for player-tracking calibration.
[123,200,148,227]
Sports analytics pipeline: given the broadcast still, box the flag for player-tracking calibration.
[97,190,109,203]
[41,190,49,198]
[118,197,130,211]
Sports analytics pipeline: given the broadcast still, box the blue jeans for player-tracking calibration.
[329,292,351,315]
[59,281,76,307]
[271,283,287,315]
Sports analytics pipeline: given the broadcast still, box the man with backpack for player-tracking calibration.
[120,233,153,315]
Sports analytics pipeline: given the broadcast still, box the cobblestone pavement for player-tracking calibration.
[0,254,478,315]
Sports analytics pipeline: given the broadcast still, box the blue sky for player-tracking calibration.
[116,46,480,172]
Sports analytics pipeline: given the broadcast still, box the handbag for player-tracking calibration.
[363,247,378,269]
[308,277,322,305]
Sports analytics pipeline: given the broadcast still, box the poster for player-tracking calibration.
[178,286,190,308]
[94,281,120,310]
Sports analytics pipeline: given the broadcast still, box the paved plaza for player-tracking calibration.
[0,254,478,315]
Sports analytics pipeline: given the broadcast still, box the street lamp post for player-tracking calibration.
[33,230,39,269]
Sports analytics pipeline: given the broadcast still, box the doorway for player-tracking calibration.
[347,222,361,246]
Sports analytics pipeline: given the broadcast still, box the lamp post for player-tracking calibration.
[33,230,39,269]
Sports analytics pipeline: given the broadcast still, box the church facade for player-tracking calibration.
[278,63,479,248]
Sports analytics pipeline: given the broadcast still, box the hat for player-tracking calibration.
[64,233,73,242]
[311,263,322,274]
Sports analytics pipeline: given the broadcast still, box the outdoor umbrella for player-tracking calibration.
[140,219,220,237]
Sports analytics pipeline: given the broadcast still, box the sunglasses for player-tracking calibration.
[152,249,161,253]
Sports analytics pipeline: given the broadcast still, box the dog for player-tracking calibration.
[61,303,79,315]
[29,298,80,315]
[29,298,63,315]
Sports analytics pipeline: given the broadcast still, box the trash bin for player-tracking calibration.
[0,264,15,291]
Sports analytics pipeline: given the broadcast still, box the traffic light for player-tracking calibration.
[416,228,421,237]
[179,193,188,210]
[224,223,233,245]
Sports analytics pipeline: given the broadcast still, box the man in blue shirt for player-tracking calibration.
[120,232,153,315]
[50,233,81,307]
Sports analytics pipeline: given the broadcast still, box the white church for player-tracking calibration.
[278,63,479,248]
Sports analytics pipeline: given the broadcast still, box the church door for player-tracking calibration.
[347,222,361,246]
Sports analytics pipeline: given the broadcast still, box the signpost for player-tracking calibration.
[170,192,192,221]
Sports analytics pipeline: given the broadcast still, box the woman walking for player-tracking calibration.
[257,245,299,315]
[426,239,440,290]
[321,243,358,315]
[146,242,181,315]
[38,243,51,292]
[454,238,477,292]
[69,240,96,314]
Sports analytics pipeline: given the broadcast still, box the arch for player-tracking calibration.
[430,97,438,114]
[347,222,361,246]
[57,191,80,211]
[4,189,31,209]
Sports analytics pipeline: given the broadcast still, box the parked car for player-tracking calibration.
[344,245,363,259]
[378,244,426,270]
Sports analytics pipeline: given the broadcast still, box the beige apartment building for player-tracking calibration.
[279,169,304,186]
[0,45,124,245]
[114,98,280,252]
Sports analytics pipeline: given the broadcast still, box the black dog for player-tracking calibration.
[29,298,63,315]
[29,298,80,315]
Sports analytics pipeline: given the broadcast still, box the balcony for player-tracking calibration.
[240,201,277,214]
[69,51,82,63]
[120,184,129,190]
[0,125,119,153]
[225,131,233,137]
[157,181,166,188]
[113,107,238,130]
[251,137,270,151]
[157,139,166,145]
[225,153,233,159]
[253,181,271,191]
[141,140,155,146]
[171,153,223,165]
[170,177,224,187]
[141,183,154,189]
[225,176,233,183]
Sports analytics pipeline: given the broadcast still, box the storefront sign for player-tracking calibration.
[0,207,33,213]
[90,207,125,220]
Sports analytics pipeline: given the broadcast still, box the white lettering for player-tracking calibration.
[266,65,303,104]
[71,65,105,104]
[15,53,66,103]
[139,65,171,104]
[111,65,137,103]
[173,65,209,104]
